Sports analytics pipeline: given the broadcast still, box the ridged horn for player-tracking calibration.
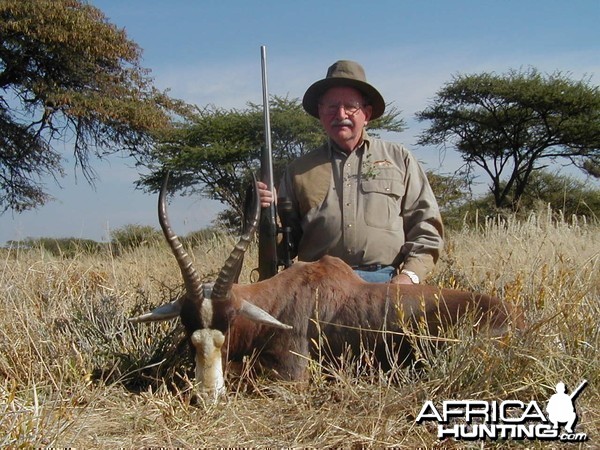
[210,175,261,301]
[159,172,203,299]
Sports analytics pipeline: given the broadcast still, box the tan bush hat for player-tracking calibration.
[302,60,385,119]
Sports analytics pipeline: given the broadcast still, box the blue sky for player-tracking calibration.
[2,0,599,245]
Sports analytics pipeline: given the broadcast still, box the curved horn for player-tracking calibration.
[211,175,261,301]
[159,172,203,299]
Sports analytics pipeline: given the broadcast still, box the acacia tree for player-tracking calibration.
[416,68,600,209]
[0,0,189,212]
[139,96,405,228]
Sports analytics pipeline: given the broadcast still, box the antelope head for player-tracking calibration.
[130,173,291,401]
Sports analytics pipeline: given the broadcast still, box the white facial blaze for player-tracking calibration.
[191,328,225,402]
[201,297,214,328]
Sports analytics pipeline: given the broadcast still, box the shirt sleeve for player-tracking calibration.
[398,152,444,281]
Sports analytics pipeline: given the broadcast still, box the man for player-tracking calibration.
[258,60,443,284]
[546,382,578,433]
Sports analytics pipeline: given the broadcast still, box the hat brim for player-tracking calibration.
[302,77,385,120]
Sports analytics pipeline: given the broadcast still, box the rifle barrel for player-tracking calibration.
[569,379,588,400]
[260,46,275,194]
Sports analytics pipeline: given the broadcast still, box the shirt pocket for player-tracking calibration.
[361,170,405,230]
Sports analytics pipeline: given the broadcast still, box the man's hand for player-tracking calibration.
[257,181,276,208]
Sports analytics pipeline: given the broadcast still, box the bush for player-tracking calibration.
[110,224,162,253]
[180,227,222,248]
[441,170,600,230]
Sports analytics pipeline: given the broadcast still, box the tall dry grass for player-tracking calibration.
[1,209,598,448]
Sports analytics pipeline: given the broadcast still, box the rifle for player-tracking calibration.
[569,379,588,400]
[254,46,294,280]
[257,45,278,281]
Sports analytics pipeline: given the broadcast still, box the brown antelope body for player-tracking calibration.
[130,175,524,399]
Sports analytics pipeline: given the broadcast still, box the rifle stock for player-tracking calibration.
[257,190,278,280]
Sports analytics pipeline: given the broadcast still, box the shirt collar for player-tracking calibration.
[327,130,372,157]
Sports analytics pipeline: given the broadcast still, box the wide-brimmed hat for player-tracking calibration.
[302,60,385,120]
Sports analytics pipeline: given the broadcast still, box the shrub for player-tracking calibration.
[110,224,162,253]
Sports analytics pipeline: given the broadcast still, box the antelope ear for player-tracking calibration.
[239,300,293,330]
[129,297,183,323]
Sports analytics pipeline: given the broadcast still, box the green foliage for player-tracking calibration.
[417,68,600,210]
[110,224,162,252]
[583,157,600,178]
[519,170,600,218]
[7,236,105,257]
[442,170,600,230]
[139,96,405,229]
[426,170,471,212]
[3,225,226,256]
[0,0,191,212]
[180,226,223,248]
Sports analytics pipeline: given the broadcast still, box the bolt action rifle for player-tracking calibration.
[256,46,293,281]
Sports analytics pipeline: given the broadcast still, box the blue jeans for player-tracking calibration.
[353,266,395,283]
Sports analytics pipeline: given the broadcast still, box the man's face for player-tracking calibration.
[318,86,373,152]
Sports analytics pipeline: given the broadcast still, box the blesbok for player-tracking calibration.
[130,174,524,400]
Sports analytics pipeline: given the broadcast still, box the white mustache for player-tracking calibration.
[331,119,354,127]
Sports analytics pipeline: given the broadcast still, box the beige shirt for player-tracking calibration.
[278,133,444,281]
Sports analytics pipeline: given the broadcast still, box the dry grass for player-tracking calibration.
[1,210,598,448]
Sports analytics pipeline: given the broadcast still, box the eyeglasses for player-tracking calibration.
[318,100,366,116]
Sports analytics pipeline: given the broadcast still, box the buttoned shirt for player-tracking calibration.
[278,133,444,281]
